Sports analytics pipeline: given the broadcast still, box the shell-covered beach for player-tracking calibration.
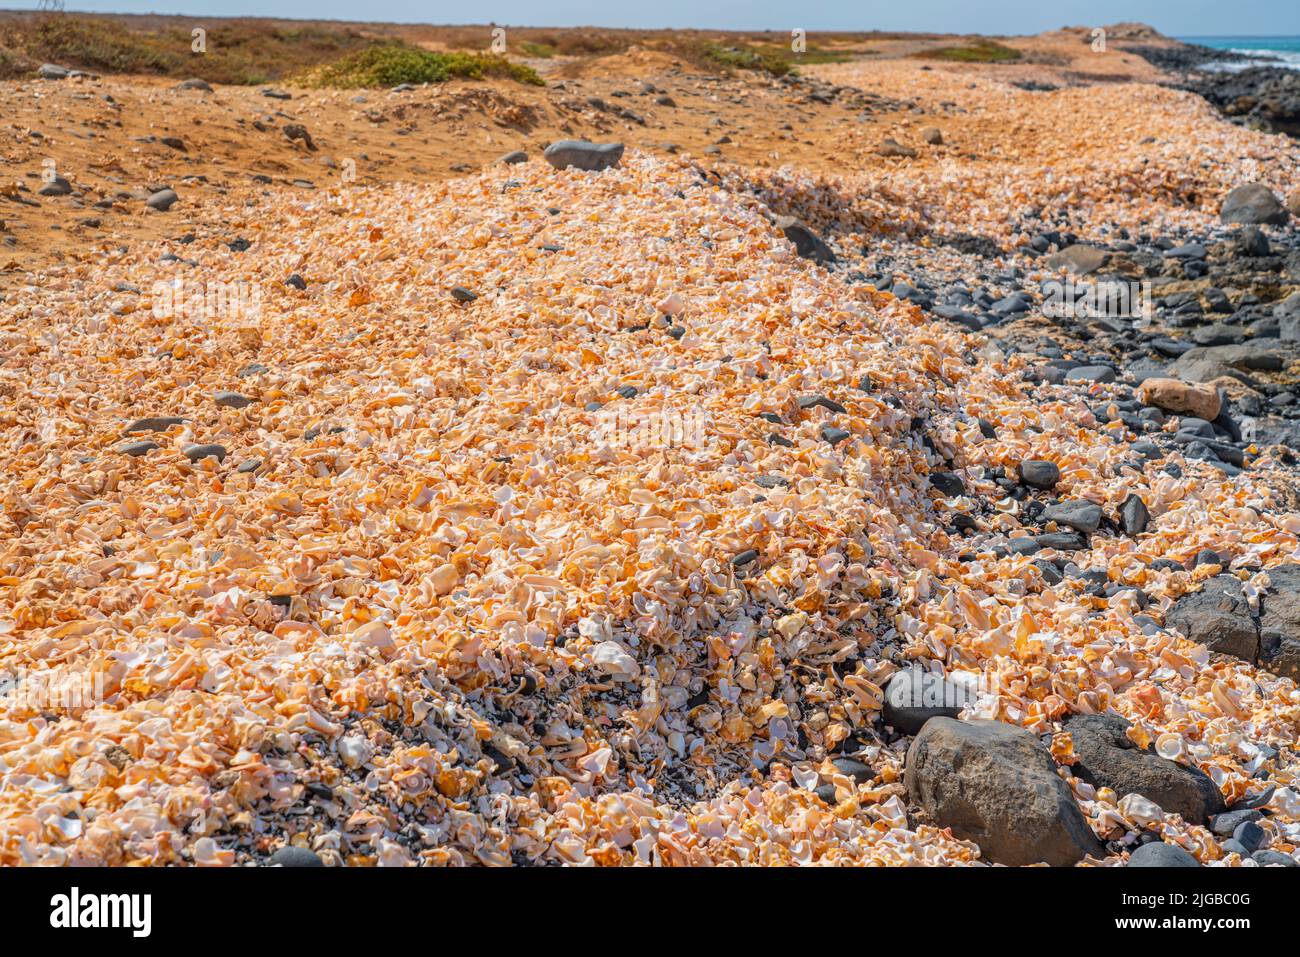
[2,17,1300,867]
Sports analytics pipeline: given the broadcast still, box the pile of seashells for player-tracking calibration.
[0,133,1297,865]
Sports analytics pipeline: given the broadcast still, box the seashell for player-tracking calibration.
[338,735,374,770]
[192,838,235,866]
[428,563,460,596]
[4,119,1299,869]
[1211,680,1247,720]
[657,293,684,316]
[590,641,640,680]
[1118,793,1164,828]
[351,620,394,652]
[1154,732,1185,761]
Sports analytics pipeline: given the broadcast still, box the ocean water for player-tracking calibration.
[1179,36,1300,70]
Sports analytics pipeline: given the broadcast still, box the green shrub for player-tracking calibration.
[921,40,1022,63]
[790,47,858,65]
[520,41,556,59]
[692,41,795,77]
[666,39,852,77]
[298,44,543,88]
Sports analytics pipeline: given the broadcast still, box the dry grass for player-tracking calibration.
[0,13,905,84]
[0,44,32,79]
[0,13,387,84]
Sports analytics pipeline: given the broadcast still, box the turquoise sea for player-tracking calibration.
[1179,35,1300,69]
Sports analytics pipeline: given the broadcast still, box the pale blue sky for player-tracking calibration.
[26,0,1300,35]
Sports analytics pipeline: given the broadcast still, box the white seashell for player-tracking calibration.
[428,563,460,596]
[590,641,640,680]
[579,747,613,777]
[775,612,808,640]
[667,731,686,757]
[792,765,819,791]
[1154,732,1185,761]
[192,837,234,866]
[351,620,393,651]
[51,816,83,841]
[657,292,685,316]
[338,735,374,769]
[307,707,342,736]
[1268,787,1300,818]
[1118,793,1164,827]
[378,839,412,867]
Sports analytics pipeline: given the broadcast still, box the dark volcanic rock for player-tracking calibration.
[1189,66,1300,138]
[119,440,160,457]
[1119,494,1150,536]
[1165,575,1261,661]
[877,137,918,158]
[1253,849,1298,866]
[1045,244,1109,276]
[214,391,254,409]
[269,846,323,867]
[906,718,1104,866]
[1233,819,1266,852]
[543,139,624,172]
[1018,459,1060,490]
[830,756,874,784]
[1235,226,1270,257]
[775,216,835,264]
[38,176,72,197]
[1064,714,1224,824]
[1257,564,1300,679]
[1065,365,1117,384]
[1042,500,1103,535]
[183,443,228,463]
[145,188,178,212]
[1036,531,1088,551]
[1129,42,1250,73]
[1210,808,1262,836]
[1219,183,1290,226]
[883,668,975,735]
[124,416,186,434]
[1128,842,1200,867]
[929,471,966,497]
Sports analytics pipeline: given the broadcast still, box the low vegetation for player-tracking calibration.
[512,31,627,58]
[17,15,180,75]
[0,14,869,85]
[666,38,854,77]
[695,41,798,76]
[296,44,543,88]
[519,41,556,59]
[919,39,1022,63]
[0,14,390,84]
[0,46,31,80]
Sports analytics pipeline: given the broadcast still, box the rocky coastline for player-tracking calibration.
[1127,40,1300,139]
